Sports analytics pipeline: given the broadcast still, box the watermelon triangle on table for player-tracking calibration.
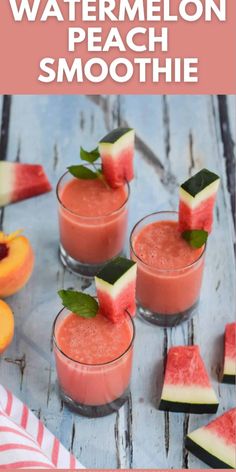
[222,322,236,384]
[179,168,220,233]
[159,345,219,413]
[186,408,236,469]
[0,162,52,207]
[98,128,135,188]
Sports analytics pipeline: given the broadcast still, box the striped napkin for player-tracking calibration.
[0,385,83,469]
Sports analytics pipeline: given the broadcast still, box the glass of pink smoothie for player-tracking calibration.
[130,211,206,327]
[53,306,135,417]
[56,166,130,277]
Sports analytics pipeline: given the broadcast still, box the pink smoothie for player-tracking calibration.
[54,311,134,406]
[58,176,128,264]
[132,220,205,315]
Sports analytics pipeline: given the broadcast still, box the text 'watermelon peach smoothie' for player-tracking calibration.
[56,128,135,277]
[130,169,220,327]
[53,257,136,417]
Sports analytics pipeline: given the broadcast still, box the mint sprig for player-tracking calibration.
[68,165,98,180]
[68,146,101,180]
[182,229,208,248]
[58,290,99,318]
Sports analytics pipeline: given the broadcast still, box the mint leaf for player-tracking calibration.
[67,146,101,180]
[58,290,99,318]
[80,146,100,163]
[68,165,98,179]
[182,229,208,248]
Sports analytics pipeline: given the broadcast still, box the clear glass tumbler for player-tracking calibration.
[56,168,130,277]
[130,211,206,327]
[53,307,135,417]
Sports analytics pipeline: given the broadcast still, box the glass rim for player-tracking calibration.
[129,210,206,273]
[56,167,130,219]
[53,306,136,367]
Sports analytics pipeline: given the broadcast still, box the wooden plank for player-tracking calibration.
[0,95,122,469]
[0,94,235,469]
[120,95,184,469]
[0,95,12,162]
[165,95,235,468]
[0,95,12,232]
[0,95,3,126]
[119,94,235,468]
[217,95,235,221]
[227,95,236,141]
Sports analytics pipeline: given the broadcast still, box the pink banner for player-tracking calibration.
[0,0,235,94]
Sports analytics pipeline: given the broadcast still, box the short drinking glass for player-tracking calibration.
[130,211,206,327]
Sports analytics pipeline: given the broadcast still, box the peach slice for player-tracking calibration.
[0,299,14,353]
[0,230,34,298]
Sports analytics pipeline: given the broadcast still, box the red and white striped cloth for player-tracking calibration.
[0,385,84,469]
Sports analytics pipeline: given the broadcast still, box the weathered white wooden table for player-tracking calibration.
[0,95,235,469]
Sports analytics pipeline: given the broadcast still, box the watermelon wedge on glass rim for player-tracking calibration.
[222,322,236,384]
[95,256,137,323]
[159,345,219,414]
[186,408,236,469]
[179,168,220,233]
[98,128,135,188]
[0,161,52,207]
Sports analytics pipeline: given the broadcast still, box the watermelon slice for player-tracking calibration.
[222,322,236,384]
[0,162,52,207]
[186,408,236,469]
[179,168,220,233]
[95,256,137,323]
[99,128,135,188]
[159,345,219,413]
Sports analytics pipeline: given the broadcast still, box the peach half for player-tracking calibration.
[0,299,14,353]
[0,230,34,298]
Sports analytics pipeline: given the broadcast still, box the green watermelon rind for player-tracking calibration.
[185,437,233,469]
[222,374,236,385]
[181,168,220,197]
[159,346,219,413]
[159,400,218,414]
[222,322,236,384]
[99,128,134,145]
[96,257,136,286]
